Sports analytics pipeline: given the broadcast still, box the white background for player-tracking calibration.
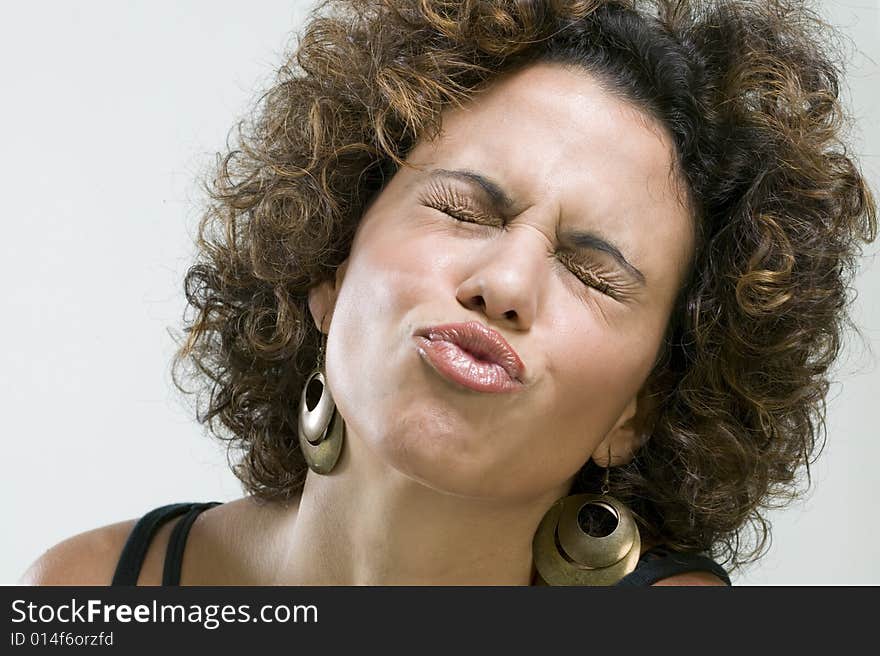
[2,1,877,585]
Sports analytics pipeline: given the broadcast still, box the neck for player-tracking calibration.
[269,427,570,585]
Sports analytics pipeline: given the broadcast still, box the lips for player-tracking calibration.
[413,321,527,393]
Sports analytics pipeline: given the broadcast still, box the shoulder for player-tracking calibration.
[20,497,291,586]
[635,543,730,587]
[20,496,296,586]
[19,519,139,586]
[651,571,728,586]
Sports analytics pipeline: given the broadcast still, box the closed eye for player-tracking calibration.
[431,202,501,228]
[420,180,503,228]
[557,251,618,298]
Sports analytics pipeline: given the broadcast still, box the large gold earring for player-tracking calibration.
[298,322,344,474]
[532,447,641,586]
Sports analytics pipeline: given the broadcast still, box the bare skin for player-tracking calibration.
[22,62,724,586]
[20,494,722,585]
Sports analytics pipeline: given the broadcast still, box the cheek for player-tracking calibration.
[325,229,517,496]
[544,308,662,444]
[322,224,453,414]
[333,227,450,330]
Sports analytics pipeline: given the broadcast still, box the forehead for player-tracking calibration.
[402,62,696,288]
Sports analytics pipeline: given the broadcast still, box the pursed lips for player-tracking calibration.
[413,321,527,386]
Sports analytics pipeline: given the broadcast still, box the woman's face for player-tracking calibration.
[314,62,695,502]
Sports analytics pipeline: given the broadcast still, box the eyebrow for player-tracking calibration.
[428,168,647,285]
[430,168,516,211]
[559,229,647,285]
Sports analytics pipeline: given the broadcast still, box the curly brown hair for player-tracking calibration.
[171,0,877,572]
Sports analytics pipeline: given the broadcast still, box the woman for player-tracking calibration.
[22,0,876,586]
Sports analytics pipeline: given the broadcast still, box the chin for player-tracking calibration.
[369,405,508,498]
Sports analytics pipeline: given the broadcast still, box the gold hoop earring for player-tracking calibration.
[298,321,344,474]
[532,447,641,586]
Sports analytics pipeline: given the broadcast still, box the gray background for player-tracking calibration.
[2,1,877,585]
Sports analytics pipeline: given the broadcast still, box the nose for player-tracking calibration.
[455,225,549,330]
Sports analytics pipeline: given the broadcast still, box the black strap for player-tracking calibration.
[614,546,732,587]
[162,502,222,585]
[111,502,220,586]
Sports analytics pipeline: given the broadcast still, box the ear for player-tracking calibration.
[590,385,659,468]
[307,259,349,332]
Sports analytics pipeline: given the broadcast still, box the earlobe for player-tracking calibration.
[307,279,336,332]
[307,259,349,332]
[592,391,654,468]
[334,258,350,288]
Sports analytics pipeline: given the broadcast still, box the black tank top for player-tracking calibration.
[110,502,731,586]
